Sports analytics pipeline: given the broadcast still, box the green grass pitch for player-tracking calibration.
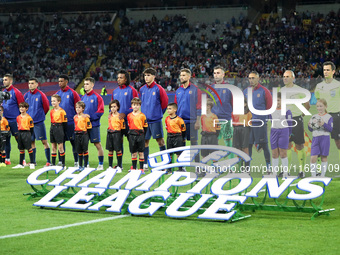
[0,105,339,254]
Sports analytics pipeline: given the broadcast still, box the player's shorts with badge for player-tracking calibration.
[88,126,101,143]
[145,121,163,140]
[65,123,75,141]
[8,121,18,137]
[31,122,47,141]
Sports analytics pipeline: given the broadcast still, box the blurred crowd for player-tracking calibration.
[0,8,339,91]
[100,9,340,91]
[0,11,113,83]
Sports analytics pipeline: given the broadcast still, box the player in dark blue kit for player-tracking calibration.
[140,68,168,171]
[210,66,233,148]
[175,68,201,146]
[56,74,81,167]
[243,71,272,170]
[24,77,51,166]
[175,68,202,168]
[2,73,25,165]
[81,77,105,170]
[111,69,138,165]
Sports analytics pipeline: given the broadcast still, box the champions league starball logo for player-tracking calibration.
[148,145,251,173]
[309,115,323,130]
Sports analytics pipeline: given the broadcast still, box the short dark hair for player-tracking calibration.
[19,102,29,109]
[84,77,95,84]
[52,94,61,102]
[29,77,39,83]
[143,68,157,76]
[59,74,69,81]
[76,101,86,109]
[167,102,178,110]
[118,69,131,85]
[109,99,120,111]
[323,61,335,71]
[131,97,142,105]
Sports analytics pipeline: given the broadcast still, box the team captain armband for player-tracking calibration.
[0,117,10,132]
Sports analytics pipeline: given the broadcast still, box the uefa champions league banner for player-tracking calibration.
[25,82,338,220]
[26,145,332,221]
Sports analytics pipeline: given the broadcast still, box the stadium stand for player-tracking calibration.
[0,7,338,94]
[0,11,115,84]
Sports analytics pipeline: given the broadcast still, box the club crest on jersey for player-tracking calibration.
[67,95,69,98]
[91,99,94,103]
[153,92,155,95]
[125,92,128,95]
[36,98,38,101]
[189,91,192,94]
[257,94,260,97]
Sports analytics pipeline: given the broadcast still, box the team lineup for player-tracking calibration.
[1,61,339,178]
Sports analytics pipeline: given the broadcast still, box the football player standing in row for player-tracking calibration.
[315,61,340,162]
[140,68,168,170]
[2,74,25,165]
[281,70,310,178]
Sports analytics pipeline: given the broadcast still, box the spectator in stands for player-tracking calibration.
[101,85,108,95]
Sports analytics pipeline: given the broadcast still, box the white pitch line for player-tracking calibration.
[0,215,129,240]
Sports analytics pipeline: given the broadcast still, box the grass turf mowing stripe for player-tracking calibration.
[0,215,129,240]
